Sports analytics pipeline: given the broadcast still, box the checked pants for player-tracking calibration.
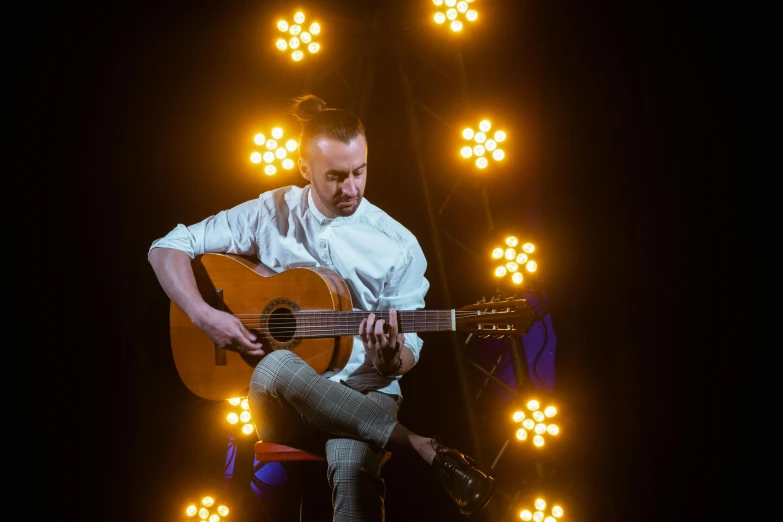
[248,349,401,522]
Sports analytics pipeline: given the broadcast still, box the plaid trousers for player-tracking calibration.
[248,349,401,522]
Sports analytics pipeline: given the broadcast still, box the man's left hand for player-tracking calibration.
[359,308,403,375]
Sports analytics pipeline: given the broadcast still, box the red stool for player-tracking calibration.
[254,442,326,522]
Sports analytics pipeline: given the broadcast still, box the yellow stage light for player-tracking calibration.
[184,495,230,520]
[490,235,538,286]
[225,397,256,435]
[518,497,564,521]
[460,119,506,170]
[250,127,299,176]
[512,399,559,447]
[432,0,478,32]
[275,11,321,61]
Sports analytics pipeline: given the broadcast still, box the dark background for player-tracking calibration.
[10,1,760,521]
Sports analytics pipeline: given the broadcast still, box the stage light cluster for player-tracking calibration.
[432,0,478,32]
[512,399,559,447]
[460,119,506,170]
[249,127,299,176]
[491,236,537,285]
[226,397,256,435]
[518,497,564,521]
[184,496,230,521]
[275,11,321,61]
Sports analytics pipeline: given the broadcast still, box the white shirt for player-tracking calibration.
[149,184,430,398]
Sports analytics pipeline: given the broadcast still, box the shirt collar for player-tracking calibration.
[306,184,366,226]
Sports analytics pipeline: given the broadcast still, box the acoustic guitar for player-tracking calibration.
[170,253,537,400]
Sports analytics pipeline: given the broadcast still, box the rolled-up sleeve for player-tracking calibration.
[149,198,267,258]
[377,242,430,365]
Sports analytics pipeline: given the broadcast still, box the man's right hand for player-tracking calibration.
[148,247,265,356]
[194,307,266,356]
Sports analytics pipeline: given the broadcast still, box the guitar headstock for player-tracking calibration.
[455,295,537,336]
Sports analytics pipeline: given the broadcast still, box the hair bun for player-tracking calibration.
[290,94,327,123]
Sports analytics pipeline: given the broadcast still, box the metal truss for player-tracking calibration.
[390,30,549,521]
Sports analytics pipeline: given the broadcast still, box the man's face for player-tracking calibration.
[299,134,368,218]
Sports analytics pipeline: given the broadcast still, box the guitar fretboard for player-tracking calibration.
[294,310,455,338]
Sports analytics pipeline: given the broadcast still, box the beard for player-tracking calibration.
[332,194,362,216]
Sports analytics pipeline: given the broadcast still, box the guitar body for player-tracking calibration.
[170,253,354,401]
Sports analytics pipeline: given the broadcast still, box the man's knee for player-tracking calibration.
[249,349,302,394]
[256,349,307,375]
[262,348,300,367]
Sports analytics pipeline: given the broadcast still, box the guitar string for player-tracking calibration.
[231,312,519,324]
[231,310,522,334]
[231,311,513,324]
[234,318,511,325]
[234,327,517,334]
[229,311,506,318]
[233,328,519,335]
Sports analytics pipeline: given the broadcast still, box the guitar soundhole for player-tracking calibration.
[261,298,302,350]
[268,307,297,343]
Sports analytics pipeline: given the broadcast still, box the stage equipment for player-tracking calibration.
[432,0,479,33]
[518,495,565,521]
[225,397,255,436]
[249,127,298,176]
[275,11,321,62]
[184,495,231,521]
[513,399,559,447]
[491,235,538,285]
[460,119,506,170]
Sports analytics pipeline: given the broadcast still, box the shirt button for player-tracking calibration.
[319,241,326,248]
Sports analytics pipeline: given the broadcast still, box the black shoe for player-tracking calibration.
[431,437,495,516]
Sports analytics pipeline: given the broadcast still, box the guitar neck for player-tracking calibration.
[295,310,454,338]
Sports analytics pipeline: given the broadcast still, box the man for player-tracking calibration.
[148,94,495,520]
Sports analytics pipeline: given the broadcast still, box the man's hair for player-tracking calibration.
[289,94,366,159]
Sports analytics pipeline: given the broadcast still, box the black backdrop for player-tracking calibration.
[10,1,760,520]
